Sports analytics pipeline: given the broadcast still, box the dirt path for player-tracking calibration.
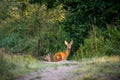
[11,58,120,80]
[15,61,78,80]
[40,65,76,80]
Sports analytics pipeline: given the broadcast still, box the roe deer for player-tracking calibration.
[44,40,73,62]
[44,53,51,62]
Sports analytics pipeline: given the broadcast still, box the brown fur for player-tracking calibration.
[44,40,73,62]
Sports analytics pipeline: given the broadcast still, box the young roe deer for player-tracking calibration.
[44,40,73,62]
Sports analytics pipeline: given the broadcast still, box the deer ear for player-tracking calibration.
[70,40,73,45]
[64,40,68,45]
[48,53,50,56]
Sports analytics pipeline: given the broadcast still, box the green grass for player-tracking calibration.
[71,56,120,80]
[0,50,48,80]
[0,49,120,80]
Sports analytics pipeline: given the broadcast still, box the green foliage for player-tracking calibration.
[73,26,120,60]
[0,0,120,60]
[0,2,69,57]
[105,27,120,55]
[58,0,120,54]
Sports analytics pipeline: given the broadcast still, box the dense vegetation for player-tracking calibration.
[0,0,120,80]
[0,0,120,58]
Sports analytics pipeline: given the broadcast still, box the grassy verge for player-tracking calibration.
[0,50,47,80]
[0,48,120,80]
[70,56,120,80]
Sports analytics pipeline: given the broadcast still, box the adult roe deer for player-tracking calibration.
[44,40,73,62]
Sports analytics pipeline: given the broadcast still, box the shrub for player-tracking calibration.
[73,26,120,60]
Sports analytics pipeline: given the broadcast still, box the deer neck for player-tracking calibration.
[47,56,52,62]
[65,48,71,59]
[49,58,51,62]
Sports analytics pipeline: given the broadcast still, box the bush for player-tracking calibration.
[105,27,120,55]
[73,26,120,60]
[0,3,69,57]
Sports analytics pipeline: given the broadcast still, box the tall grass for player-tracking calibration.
[71,56,120,80]
[73,26,120,60]
[0,53,13,80]
[0,50,43,80]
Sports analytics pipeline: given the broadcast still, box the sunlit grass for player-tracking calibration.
[0,50,120,80]
[71,56,120,80]
[92,56,120,63]
[0,51,45,80]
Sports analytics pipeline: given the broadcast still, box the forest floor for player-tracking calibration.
[15,58,120,80]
